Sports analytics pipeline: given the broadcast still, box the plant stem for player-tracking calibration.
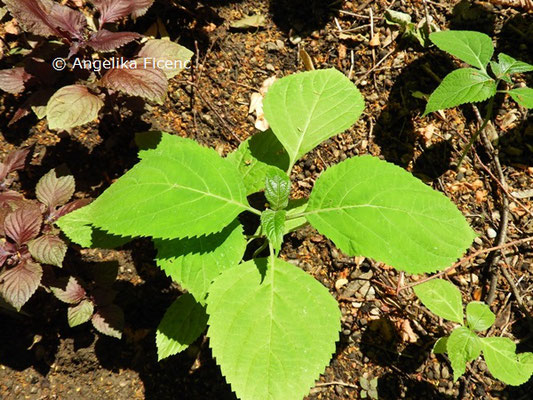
[456,91,497,168]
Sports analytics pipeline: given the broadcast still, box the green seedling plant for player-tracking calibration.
[423,30,533,163]
[414,278,533,386]
[57,69,476,400]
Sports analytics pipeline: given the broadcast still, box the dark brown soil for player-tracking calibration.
[1,1,532,399]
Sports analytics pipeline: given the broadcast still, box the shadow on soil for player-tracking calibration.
[373,52,456,180]
[359,317,454,399]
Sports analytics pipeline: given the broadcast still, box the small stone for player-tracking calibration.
[441,366,450,379]
[487,228,497,239]
[265,63,275,71]
[335,278,349,290]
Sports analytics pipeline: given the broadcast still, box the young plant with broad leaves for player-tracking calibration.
[57,69,476,400]
[414,279,533,386]
[0,0,192,130]
[423,30,533,161]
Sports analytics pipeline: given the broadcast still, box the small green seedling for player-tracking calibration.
[424,30,533,115]
[423,30,533,163]
[414,278,533,386]
[57,69,476,400]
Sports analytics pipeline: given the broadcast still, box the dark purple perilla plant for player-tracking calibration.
[0,148,123,338]
[0,0,192,131]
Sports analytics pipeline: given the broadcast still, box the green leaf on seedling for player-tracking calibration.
[495,53,533,76]
[447,326,481,381]
[56,204,130,249]
[433,336,448,354]
[466,301,495,331]
[260,209,286,252]
[206,258,340,400]
[414,279,463,323]
[481,337,533,386]
[490,61,512,84]
[263,69,364,167]
[284,198,308,234]
[306,156,476,274]
[265,169,290,210]
[429,30,494,70]
[90,134,249,239]
[154,219,246,303]
[156,294,208,361]
[226,129,290,195]
[424,69,497,115]
[508,87,533,109]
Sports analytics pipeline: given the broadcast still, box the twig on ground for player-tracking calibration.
[397,236,533,292]
[314,381,358,389]
[470,104,509,305]
[185,81,241,143]
[355,49,395,84]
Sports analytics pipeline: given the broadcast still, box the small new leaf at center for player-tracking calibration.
[265,169,290,210]
[261,209,286,252]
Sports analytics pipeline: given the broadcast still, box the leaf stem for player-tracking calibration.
[457,92,496,168]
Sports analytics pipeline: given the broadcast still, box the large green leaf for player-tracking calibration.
[263,69,364,167]
[447,326,481,381]
[508,87,533,109]
[206,258,340,400]
[56,204,130,249]
[154,219,246,303]
[414,279,464,323]
[90,134,250,239]
[156,294,208,361]
[481,337,533,386]
[226,129,290,195]
[424,68,497,115]
[466,301,495,331]
[305,156,476,273]
[429,30,494,70]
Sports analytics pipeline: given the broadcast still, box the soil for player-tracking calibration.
[1,0,532,399]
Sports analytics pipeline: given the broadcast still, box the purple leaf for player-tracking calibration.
[87,29,141,52]
[68,299,94,327]
[0,191,24,209]
[0,148,30,181]
[3,0,60,37]
[46,85,104,130]
[28,235,67,268]
[4,203,43,245]
[51,276,86,304]
[91,304,124,339]
[101,63,167,102]
[51,198,92,222]
[0,261,43,311]
[36,169,75,209]
[131,0,154,18]
[91,0,133,25]
[49,1,86,40]
[0,68,33,94]
[137,39,193,79]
